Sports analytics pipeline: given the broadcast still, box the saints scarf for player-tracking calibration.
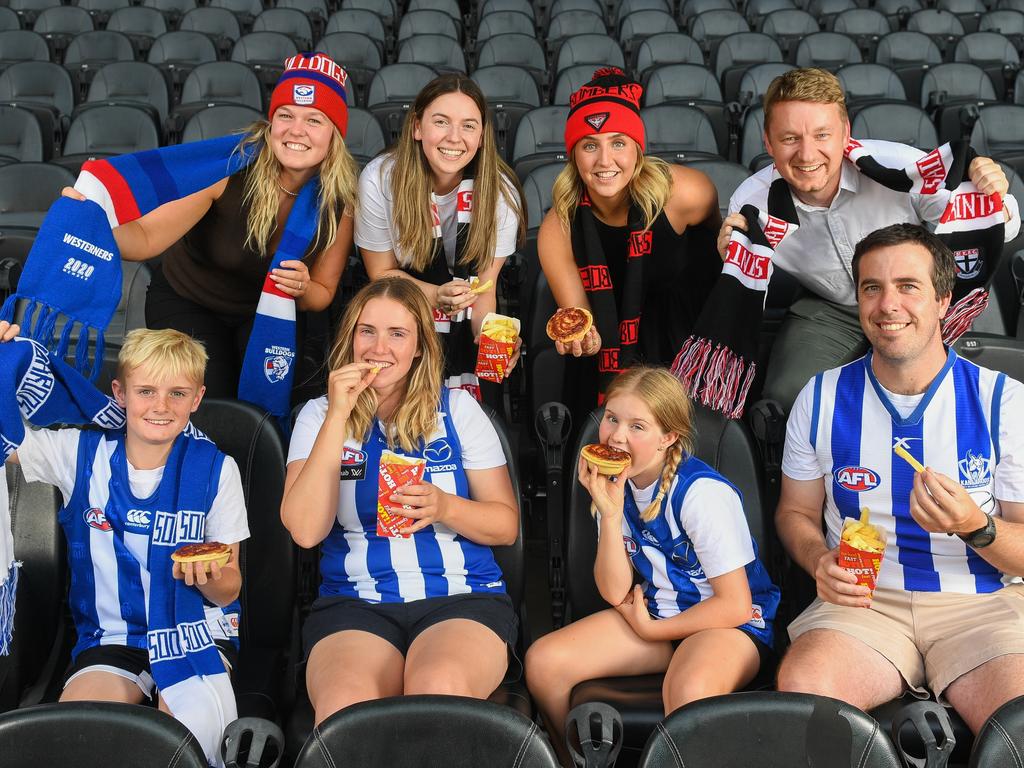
[672,140,1004,419]
[405,175,482,399]
[0,337,125,655]
[571,192,649,399]
[1,134,320,428]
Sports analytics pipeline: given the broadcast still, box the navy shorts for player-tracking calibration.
[302,592,519,658]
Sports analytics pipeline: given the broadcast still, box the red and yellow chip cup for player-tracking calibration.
[377,451,426,538]
[838,507,886,595]
[475,312,520,384]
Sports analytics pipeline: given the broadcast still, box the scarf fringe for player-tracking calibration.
[0,297,105,381]
[942,288,989,345]
[0,561,20,656]
[671,335,757,419]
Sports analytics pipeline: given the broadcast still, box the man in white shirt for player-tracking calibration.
[720,68,1019,412]
[775,223,1024,734]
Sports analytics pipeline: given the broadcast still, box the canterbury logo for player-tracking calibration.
[125,509,151,527]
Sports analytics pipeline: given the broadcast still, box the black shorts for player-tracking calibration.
[66,641,239,699]
[302,592,519,659]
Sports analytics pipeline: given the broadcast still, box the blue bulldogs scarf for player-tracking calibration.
[0,135,319,427]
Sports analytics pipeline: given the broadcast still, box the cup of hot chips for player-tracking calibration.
[838,507,886,595]
[475,312,520,384]
[377,451,426,538]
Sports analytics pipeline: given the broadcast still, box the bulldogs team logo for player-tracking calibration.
[264,355,291,383]
[84,507,112,531]
[954,248,983,280]
[834,466,880,492]
[958,449,992,489]
[584,112,609,131]
[293,83,315,105]
[623,536,638,555]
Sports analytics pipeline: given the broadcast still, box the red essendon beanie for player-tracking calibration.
[564,67,645,153]
[269,53,349,138]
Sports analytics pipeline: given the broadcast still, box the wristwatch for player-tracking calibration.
[957,513,997,548]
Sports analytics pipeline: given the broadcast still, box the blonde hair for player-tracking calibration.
[604,367,696,523]
[763,67,848,130]
[117,329,207,384]
[326,278,444,453]
[387,74,525,274]
[552,144,672,233]
[236,120,359,259]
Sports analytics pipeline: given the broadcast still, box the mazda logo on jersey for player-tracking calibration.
[834,466,881,492]
[84,507,112,531]
[339,447,367,480]
[424,439,453,463]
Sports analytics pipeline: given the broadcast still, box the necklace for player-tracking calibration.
[278,184,298,197]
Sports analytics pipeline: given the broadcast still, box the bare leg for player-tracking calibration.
[662,628,761,715]
[943,654,1024,734]
[306,630,405,725]
[403,619,508,698]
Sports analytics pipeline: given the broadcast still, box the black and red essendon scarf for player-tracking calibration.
[672,139,1005,419]
[571,191,651,400]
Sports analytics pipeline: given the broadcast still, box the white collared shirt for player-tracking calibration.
[730,140,1022,306]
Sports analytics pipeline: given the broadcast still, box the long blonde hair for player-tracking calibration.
[235,120,359,259]
[387,74,525,274]
[326,278,444,453]
[552,143,672,233]
[605,367,696,522]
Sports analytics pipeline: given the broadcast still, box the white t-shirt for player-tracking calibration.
[354,154,520,270]
[18,427,250,546]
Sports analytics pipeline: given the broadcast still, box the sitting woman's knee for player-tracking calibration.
[663,675,731,713]
[525,635,576,693]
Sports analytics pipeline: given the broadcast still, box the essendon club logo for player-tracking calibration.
[940,192,999,224]
[725,240,770,280]
[579,264,612,291]
[627,230,652,259]
[916,148,947,195]
[619,317,639,345]
[584,112,609,131]
[598,347,620,373]
[762,215,790,248]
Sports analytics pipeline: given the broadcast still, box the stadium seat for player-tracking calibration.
[0,60,75,157]
[643,64,729,154]
[806,0,857,28]
[62,29,133,93]
[341,0,395,35]
[851,102,938,147]
[521,162,561,232]
[78,60,169,139]
[979,9,1024,51]
[475,33,546,95]
[314,33,380,107]
[873,31,943,107]
[938,0,986,33]
[32,6,92,62]
[633,32,705,85]
[276,0,326,39]
[408,0,460,21]
[563,404,772,764]
[920,62,996,143]
[832,9,891,60]
[0,8,19,33]
[398,10,460,44]
[713,31,783,103]
[739,104,769,169]
[0,30,49,73]
[178,7,241,59]
[479,0,535,22]
[55,103,159,172]
[953,32,1019,100]
[74,0,131,29]
[142,0,196,28]
[549,0,604,21]
[470,65,541,162]
[292,696,559,768]
[552,63,602,105]
[618,9,678,61]
[180,103,260,143]
[189,398,293,722]
[613,0,671,31]
[104,7,166,59]
[681,156,751,218]
[546,11,607,56]
[907,8,966,57]
[638,693,903,768]
[0,702,208,767]
[968,104,1024,178]
[0,104,44,163]
[836,62,908,113]
[969,694,1024,767]
[147,30,218,88]
[759,9,819,58]
[679,0,737,28]
[688,9,750,59]
[737,61,794,106]
[209,0,263,33]
[365,62,437,144]
[230,32,297,88]
[252,8,312,52]
[793,31,862,70]
[398,34,466,75]
[344,106,386,167]
[475,10,536,50]
[746,0,797,29]
[553,33,624,83]
[999,0,1024,12]
[511,105,569,180]
[7,0,59,29]
[323,10,386,61]
[641,103,719,160]
[170,60,261,137]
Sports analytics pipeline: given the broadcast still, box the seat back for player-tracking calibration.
[476,33,546,75]
[147,29,219,69]
[397,34,466,74]
[475,10,536,43]
[86,61,170,125]
[681,157,751,218]
[252,8,312,50]
[552,63,599,104]
[0,702,208,767]
[0,60,75,120]
[554,33,624,80]
[178,6,242,45]
[737,61,793,105]
[398,9,460,43]
[640,103,718,158]
[511,105,569,179]
[794,30,863,70]
[920,62,995,108]
[62,103,159,158]
[0,30,51,67]
[343,107,386,167]
[969,694,1024,767]
[62,29,134,68]
[179,60,262,111]
[954,334,1024,381]
[0,162,74,228]
[644,63,722,105]
[836,63,907,106]
[639,692,903,768]
[968,104,1024,167]
[181,103,261,142]
[634,33,704,82]
[293,695,559,768]
[850,102,937,148]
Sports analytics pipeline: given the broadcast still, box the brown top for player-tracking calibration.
[160,166,330,316]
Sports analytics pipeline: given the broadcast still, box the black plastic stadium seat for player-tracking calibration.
[79,61,170,138]
[758,8,818,58]
[54,103,160,173]
[0,8,19,32]
[170,60,262,139]
[7,0,59,29]
[688,9,749,60]
[682,156,751,218]
[713,31,783,103]
[920,62,996,144]
[365,62,437,145]
[230,32,297,88]
[553,33,624,83]
[793,31,862,71]
[907,7,966,57]
[343,107,386,168]
[0,60,75,158]
[618,9,679,61]
[408,0,460,21]
[953,32,1019,100]
[634,32,705,85]
[470,64,541,163]
[832,9,890,58]
[0,104,45,163]
[397,33,466,75]
[545,11,607,56]
[104,7,166,58]
[252,8,313,52]
[292,696,559,768]
[0,162,74,229]
[76,0,132,29]
[142,0,197,28]
[314,32,380,107]
[341,0,396,33]
[397,9,460,44]
[62,29,134,89]
[0,702,208,767]
[737,61,793,106]
[178,7,242,59]
[640,103,719,160]
[745,0,796,29]
[552,63,598,105]
[209,0,263,33]
[180,103,261,143]
[511,105,569,181]
[147,29,218,87]
[849,102,937,149]
[836,63,907,113]
[32,6,92,61]
[639,693,903,768]
[968,104,1024,179]
[969,694,1024,767]
[475,10,537,50]
[476,33,547,91]
[479,0,535,22]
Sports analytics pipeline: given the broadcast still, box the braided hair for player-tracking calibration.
[603,367,696,523]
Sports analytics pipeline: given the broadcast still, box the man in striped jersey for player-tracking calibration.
[775,224,1024,733]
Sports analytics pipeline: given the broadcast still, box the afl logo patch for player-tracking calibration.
[339,447,367,480]
[623,536,638,555]
[293,83,315,105]
[84,507,112,531]
[834,466,880,492]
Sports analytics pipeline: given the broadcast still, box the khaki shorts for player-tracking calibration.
[788,584,1024,700]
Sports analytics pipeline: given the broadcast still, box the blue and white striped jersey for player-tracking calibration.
[289,387,509,603]
[783,350,1024,593]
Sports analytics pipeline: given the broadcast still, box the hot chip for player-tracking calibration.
[469,278,494,295]
[893,443,926,473]
[475,312,520,384]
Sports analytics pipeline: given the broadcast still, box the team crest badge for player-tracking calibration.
[293,84,315,105]
[958,449,992,489]
[584,112,609,131]
[953,248,983,280]
[264,355,291,383]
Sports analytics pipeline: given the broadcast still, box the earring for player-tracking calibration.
[657,446,665,451]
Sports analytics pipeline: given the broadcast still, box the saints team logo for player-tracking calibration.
[293,83,315,105]
[264,355,291,383]
[958,449,992,489]
[953,248,983,280]
[84,507,112,531]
